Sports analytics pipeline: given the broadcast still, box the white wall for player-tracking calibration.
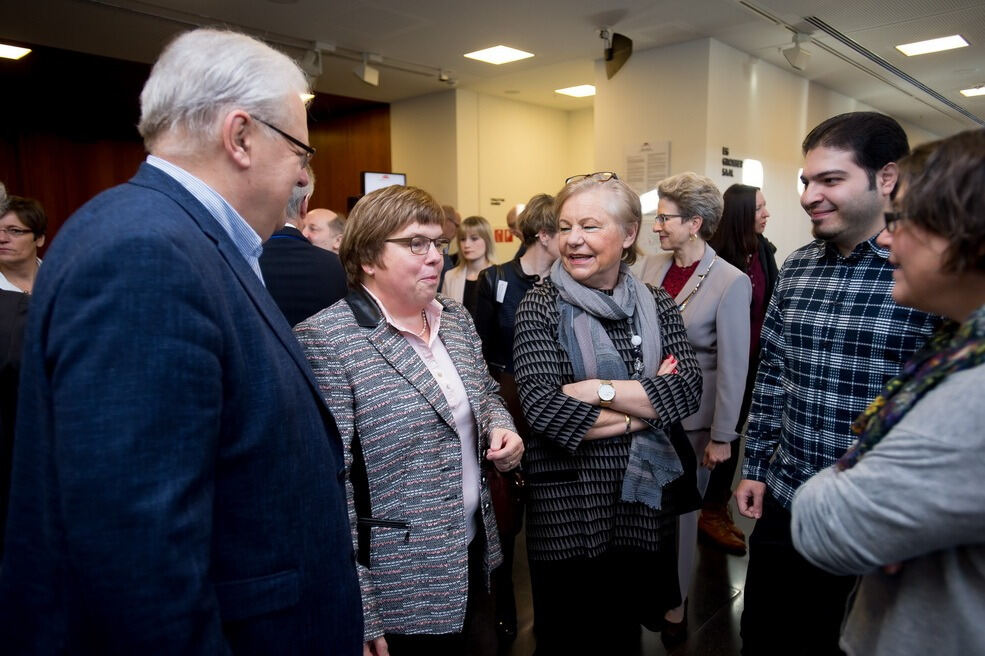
[594,39,712,183]
[567,107,595,178]
[595,37,941,263]
[393,90,594,262]
[390,90,459,208]
[475,94,591,260]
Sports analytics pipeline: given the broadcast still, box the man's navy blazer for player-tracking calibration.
[259,225,347,326]
[0,163,363,654]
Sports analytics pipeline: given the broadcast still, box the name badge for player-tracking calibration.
[496,280,508,303]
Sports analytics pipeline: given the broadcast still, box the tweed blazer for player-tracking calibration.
[294,288,514,640]
[636,244,751,442]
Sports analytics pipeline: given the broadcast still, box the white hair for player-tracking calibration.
[0,182,7,215]
[286,166,315,220]
[138,29,309,151]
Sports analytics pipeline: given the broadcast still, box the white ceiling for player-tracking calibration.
[3,0,984,135]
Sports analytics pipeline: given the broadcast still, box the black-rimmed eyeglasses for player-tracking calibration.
[884,211,905,234]
[384,236,451,255]
[565,171,619,185]
[0,226,34,237]
[254,116,316,166]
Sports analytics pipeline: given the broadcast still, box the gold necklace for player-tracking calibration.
[677,256,717,314]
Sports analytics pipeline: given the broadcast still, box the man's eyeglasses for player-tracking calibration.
[254,117,316,166]
[884,211,905,234]
[565,171,619,185]
[0,226,34,237]
[384,236,451,255]
[654,214,685,226]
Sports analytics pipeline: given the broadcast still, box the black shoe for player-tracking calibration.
[660,601,688,648]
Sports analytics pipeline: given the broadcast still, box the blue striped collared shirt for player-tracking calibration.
[742,236,939,508]
[146,155,265,284]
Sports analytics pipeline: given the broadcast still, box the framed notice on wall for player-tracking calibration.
[626,141,670,256]
[624,141,670,197]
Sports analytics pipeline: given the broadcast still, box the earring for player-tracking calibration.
[689,233,696,242]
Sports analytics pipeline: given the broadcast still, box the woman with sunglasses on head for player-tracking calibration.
[294,185,523,656]
[634,172,751,645]
[513,172,702,655]
[0,196,46,295]
[791,129,985,656]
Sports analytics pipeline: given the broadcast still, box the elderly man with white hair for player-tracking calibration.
[0,29,362,655]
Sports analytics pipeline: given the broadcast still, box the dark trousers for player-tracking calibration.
[528,550,678,656]
[703,438,741,506]
[385,536,497,656]
[740,492,856,656]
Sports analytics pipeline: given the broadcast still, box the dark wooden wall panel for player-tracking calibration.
[308,104,391,215]
[1,44,391,252]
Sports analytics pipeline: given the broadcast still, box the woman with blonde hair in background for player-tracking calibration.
[441,215,494,316]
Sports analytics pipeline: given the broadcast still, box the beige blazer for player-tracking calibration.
[636,244,751,442]
[440,265,467,303]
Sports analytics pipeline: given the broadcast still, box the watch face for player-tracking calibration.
[598,383,616,402]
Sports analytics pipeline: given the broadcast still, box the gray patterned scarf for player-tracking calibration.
[552,260,683,510]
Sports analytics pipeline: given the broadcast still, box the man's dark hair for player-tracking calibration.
[802,112,908,188]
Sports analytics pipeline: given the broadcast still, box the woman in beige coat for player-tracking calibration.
[636,172,750,645]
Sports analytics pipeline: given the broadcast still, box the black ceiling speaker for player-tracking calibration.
[602,29,633,79]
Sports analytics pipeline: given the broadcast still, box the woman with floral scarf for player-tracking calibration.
[791,128,985,655]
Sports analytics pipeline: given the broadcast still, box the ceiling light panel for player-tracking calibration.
[464,45,534,65]
[961,86,985,97]
[895,35,969,57]
[554,85,596,97]
[0,44,31,60]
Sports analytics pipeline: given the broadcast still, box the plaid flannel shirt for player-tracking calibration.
[742,236,939,509]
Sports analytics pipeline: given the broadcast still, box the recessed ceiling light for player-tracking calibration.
[554,85,596,98]
[960,86,985,97]
[895,35,968,57]
[0,44,31,60]
[464,45,534,65]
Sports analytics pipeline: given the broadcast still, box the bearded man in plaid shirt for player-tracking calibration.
[735,112,939,655]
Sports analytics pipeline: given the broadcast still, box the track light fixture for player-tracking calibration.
[783,33,811,72]
[354,52,380,87]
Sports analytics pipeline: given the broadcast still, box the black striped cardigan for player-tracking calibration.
[513,278,702,561]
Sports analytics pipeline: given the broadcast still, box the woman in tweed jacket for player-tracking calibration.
[295,185,523,656]
[513,172,702,655]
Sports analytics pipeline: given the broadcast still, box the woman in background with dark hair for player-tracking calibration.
[0,188,35,557]
[473,193,558,648]
[0,196,46,295]
[699,183,778,554]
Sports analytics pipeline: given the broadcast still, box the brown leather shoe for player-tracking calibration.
[698,507,747,555]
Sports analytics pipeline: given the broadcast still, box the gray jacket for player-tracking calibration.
[791,363,985,656]
[636,245,751,442]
